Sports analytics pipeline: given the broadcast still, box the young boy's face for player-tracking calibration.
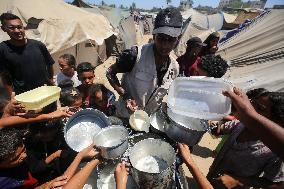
[0,144,27,168]
[78,71,94,87]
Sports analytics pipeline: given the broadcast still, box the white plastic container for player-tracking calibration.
[15,86,61,110]
[167,77,232,120]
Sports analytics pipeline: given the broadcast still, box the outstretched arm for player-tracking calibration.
[64,143,98,180]
[0,107,72,128]
[178,143,214,189]
[223,88,284,160]
[62,159,100,189]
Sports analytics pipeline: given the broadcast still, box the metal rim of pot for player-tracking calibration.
[64,108,111,152]
[94,125,129,159]
[129,138,176,174]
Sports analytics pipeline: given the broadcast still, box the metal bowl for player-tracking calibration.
[94,126,129,159]
[64,108,110,152]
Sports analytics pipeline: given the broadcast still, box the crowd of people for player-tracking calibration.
[0,7,283,189]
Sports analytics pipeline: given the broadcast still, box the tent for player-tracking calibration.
[218,10,284,91]
[71,0,93,8]
[175,22,214,56]
[0,0,115,72]
[222,11,260,29]
[176,8,231,56]
[98,6,130,29]
[80,5,142,51]
[181,8,224,31]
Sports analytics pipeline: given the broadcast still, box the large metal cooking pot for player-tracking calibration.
[129,139,175,189]
[64,108,110,152]
[94,126,129,159]
[164,108,208,146]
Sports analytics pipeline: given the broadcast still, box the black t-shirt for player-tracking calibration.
[116,45,170,86]
[0,39,55,94]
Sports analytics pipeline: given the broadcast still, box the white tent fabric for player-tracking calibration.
[176,8,226,56]
[181,8,224,31]
[0,0,114,54]
[218,10,284,62]
[220,10,284,91]
[98,7,130,29]
[175,22,214,56]
[223,12,238,23]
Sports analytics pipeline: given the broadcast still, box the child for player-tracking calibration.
[200,32,220,56]
[89,84,116,116]
[59,79,82,112]
[76,62,95,108]
[189,55,228,78]
[208,89,284,188]
[0,128,99,188]
[54,54,81,87]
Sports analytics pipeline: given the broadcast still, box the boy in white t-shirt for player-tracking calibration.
[54,54,81,87]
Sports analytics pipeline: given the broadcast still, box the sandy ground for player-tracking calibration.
[94,34,221,188]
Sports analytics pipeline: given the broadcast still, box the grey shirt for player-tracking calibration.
[208,120,284,182]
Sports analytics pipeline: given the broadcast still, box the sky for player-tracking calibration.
[66,0,284,9]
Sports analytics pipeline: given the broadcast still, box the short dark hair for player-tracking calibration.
[59,54,76,70]
[0,128,23,162]
[0,13,21,26]
[247,89,284,125]
[246,88,269,100]
[269,92,284,125]
[89,84,108,96]
[198,55,228,78]
[77,62,95,75]
[59,79,81,106]
[89,84,108,107]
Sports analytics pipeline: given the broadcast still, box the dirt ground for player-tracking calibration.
[94,34,221,188]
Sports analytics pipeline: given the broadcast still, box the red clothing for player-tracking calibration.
[0,164,38,189]
[177,55,200,77]
[189,58,201,76]
[22,172,38,189]
[77,85,90,108]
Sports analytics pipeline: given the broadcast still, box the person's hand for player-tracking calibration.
[223,87,256,118]
[208,120,222,136]
[48,107,74,119]
[3,92,26,116]
[213,174,243,189]
[78,143,100,159]
[115,161,129,189]
[178,143,194,165]
[126,99,138,112]
[117,87,125,96]
[44,175,68,189]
